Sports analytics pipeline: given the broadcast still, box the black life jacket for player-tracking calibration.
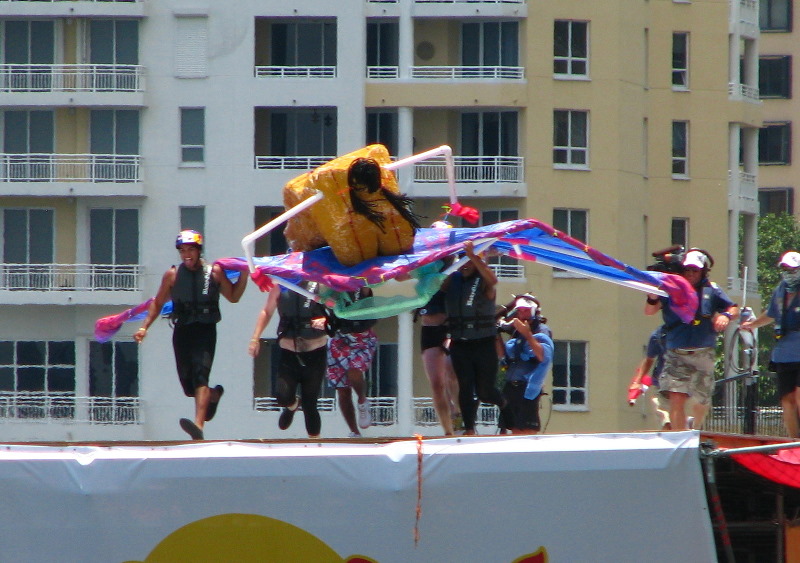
[445,272,496,340]
[277,283,327,340]
[334,291,377,334]
[170,263,221,325]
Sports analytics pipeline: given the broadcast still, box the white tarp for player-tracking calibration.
[0,431,716,562]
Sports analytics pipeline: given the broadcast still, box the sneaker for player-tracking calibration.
[357,400,372,429]
[348,431,361,438]
[179,418,204,440]
[278,398,299,430]
[686,416,695,430]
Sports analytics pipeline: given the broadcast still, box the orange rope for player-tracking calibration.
[414,433,424,547]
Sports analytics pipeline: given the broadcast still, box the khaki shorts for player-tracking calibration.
[660,348,715,405]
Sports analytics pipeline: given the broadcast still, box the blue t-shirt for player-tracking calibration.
[766,282,800,363]
[504,332,554,400]
[661,281,735,350]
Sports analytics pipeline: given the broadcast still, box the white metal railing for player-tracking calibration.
[410,65,524,80]
[253,396,396,424]
[0,392,141,424]
[254,66,336,78]
[366,66,400,79]
[254,155,335,170]
[414,397,499,426]
[489,262,525,278]
[728,82,760,101]
[0,153,140,183]
[414,155,524,183]
[728,169,757,202]
[0,263,141,291]
[0,64,144,93]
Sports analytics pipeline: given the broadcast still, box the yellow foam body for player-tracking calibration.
[283,145,415,267]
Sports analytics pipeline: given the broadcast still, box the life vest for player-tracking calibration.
[334,291,377,334]
[170,263,221,325]
[773,281,800,338]
[445,272,496,340]
[277,282,327,340]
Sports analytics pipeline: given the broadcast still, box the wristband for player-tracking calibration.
[646,296,659,305]
[137,327,147,333]
[721,312,732,319]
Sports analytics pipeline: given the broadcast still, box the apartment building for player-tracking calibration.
[0,0,760,441]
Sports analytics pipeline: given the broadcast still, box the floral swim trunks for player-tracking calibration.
[326,330,378,388]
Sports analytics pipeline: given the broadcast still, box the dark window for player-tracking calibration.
[759,188,794,215]
[760,0,792,31]
[366,22,398,67]
[759,122,791,164]
[759,56,792,98]
[672,33,688,88]
[671,218,688,247]
[554,20,588,76]
[366,111,398,156]
[552,341,587,407]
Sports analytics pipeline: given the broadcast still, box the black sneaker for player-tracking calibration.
[179,418,204,440]
[278,407,296,430]
[205,385,224,422]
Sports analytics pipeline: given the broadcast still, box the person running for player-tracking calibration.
[134,230,248,440]
[249,282,328,438]
[326,288,378,437]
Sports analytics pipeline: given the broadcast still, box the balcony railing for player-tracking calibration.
[0,153,140,183]
[489,262,525,279]
[254,66,336,78]
[255,155,335,170]
[0,392,141,425]
[728,82,760,101]
[0,64,144,93]
[414,397,499,426]
[367,66,400,79]
[254,396,398,424]
[410,65,524,80]
[0,263,141,291]
[414,155,524,183]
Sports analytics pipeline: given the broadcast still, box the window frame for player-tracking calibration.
[553,20,589,79]
[553,109,589,169]
[672,120,689,178]
[759,121,792,165]
[759,187,794,215]
[180,107,205,164]
[671,217,689,248]
[672,32,689,90]
[759,55,792,99]
[552,208,588,279]
[552,340,588,411]
[760,0,793,32]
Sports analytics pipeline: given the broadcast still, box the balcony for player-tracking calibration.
[254,155,336,171]
[0,64,144,93]
[0,263,142,305]
[411,65,523,80]
[0,153,142,196]
[414,154,524,183]
[729,0,759,37]
[254,66,336,79]
[0,392,141,425]
[728,82,760,103]
[728,169,758,214]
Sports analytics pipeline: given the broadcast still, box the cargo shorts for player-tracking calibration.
[660,348,715,405]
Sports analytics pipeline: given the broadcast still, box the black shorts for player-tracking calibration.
[776,362,800,398]
[420,324,448,351]
[172,322,217,397]
[499,381,541,431]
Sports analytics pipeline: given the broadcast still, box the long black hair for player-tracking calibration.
[347,157,420,233]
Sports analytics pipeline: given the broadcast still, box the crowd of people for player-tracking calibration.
[136,228,800,440]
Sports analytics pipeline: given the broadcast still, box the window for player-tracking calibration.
[180,107,205,163]
[89,19,138,90]
[552,209,587,277]
[2,20,54,90]
[0,340,75,419]
[90,109,140,181]
[366,22,398,70]
[759,56,792,98]
[672,32,688,89]
[3,110,54,181]
[90,208,139,290]
[554,20,588,77]
[254,107,337,166]
[366,110,398,156]
[462,111,519,181]
[175,16,208,78]
[88,340,140,423]
[552,341,587,409]
[482,210,522,278]
[759,188,794,215]
[672,121,689,177]
[462,21,519,71]
[180,206,205,236]
[759,122,791,164]
[760,0,792,32]
[2,208,54,289]
[268,20,337,67]
[553,110,588,168]
[254,206,288,256]
[671,218,688,248]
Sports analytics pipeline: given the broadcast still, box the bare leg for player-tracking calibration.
[193,385,211,429]
[783,390,800,437]
[444,355,461,419]
[337,387,359,434]
[668,391,689,430]
[422,347,454,435]
[691,401,710,430]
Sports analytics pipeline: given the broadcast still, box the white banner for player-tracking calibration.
[0,432,716,562]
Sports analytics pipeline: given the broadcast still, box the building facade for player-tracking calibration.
[0,0,760,441]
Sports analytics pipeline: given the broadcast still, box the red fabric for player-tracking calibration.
[448,202,480,225]
[732,448,800,489]
[250,269,274,292]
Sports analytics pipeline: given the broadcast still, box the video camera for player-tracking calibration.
[648,245,685,274]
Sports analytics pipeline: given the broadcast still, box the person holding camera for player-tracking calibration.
[741,251,800,437]
[645,249,738,431]
[496,294,554,434]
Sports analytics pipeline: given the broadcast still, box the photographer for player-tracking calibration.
[645,248,738,431]
[496,294,554,434]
